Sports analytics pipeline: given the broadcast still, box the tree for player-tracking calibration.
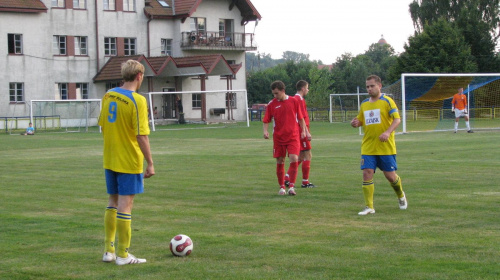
[388,19,478,80]
[331,53,377,93]
[282,51,310,63]
[409,0,500,72]
[308,67,334,108]
[364,43,398,83]
[246,52,284,72]
[247,67,289,104]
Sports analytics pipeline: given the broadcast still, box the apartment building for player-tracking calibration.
[1,0,261,126]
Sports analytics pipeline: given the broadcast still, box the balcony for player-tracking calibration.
[181,31,257,51]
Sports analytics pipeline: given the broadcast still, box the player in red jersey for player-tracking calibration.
[263,81,307,195]
[285,80,315,188]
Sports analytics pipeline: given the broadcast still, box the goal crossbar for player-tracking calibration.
[401,73,500,133]
[147,89,249,131]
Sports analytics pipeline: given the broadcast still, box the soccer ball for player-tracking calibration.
[169,234,193,257]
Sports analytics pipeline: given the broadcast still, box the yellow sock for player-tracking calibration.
[362,180,374,209]
[104,207,117,253]
[116,213,132,258]
[391,175,404,198]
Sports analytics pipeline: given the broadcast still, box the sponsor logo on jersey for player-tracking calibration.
[364,109,381,125]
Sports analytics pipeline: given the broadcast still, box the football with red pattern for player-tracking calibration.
[169,234,193,257]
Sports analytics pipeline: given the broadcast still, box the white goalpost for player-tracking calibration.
[329,90,393,135]
[400,73,500,133]
[147,89,250,131]
[30,99,102,132]
[329,73,500,134]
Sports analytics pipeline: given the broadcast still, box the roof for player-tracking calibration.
[93,55,157,82]
[144,0,261,23]
[318,64,333,71]
[94,54,239,82]
[0,0,47,13]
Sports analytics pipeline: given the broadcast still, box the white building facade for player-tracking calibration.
[0,0,261,128]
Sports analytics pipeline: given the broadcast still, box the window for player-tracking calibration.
[57,83,68,100]
[190,17,206,35]
[124,38,136,55]
[226,92,237,108]
[104,37,116,56]
[51,0,65,8]
[8,34,23,54]
[53,35,67,55]
[9,83,24,102]
[103,0,115,10]
[192,94,202,108]
[219,19,234,44]
[77,83,89,99]
[123,0,135,11]
[74,36,88,55]
[161,39,172,56]
[106,82,120,91]
[158,0,169,7]
[73,0,86,9]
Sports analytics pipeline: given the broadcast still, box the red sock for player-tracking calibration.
[277,163,285,187]
[288,162,299,187]
[286,161,302,181]
[302,160,311,184]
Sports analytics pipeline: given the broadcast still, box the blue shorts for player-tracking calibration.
[360,155,397,172]
[105,169,144,195]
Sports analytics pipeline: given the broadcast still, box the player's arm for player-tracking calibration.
[379,118,400,142]
[137,135,155,178]
[306,126,312,141]
[298,118,307,139]
[351,117,362,128]
[263,122,270,139]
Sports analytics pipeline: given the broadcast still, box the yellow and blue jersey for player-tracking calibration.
[357,94,400,155]
[98,87,150,174]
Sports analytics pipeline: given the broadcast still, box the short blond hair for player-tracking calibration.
[121,60,145,82]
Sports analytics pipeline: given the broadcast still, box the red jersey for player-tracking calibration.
[263,95,304,144]
[293,93,310,127]
[452,93,467,110]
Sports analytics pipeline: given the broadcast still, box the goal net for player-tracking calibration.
[330,91,395,134]
[30,99,101,133]
[330,74,500,133]
[146,89,249,131]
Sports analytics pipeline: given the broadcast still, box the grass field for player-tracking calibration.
[1,122,499,279]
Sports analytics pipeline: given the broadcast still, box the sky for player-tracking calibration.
[245,0,417,64]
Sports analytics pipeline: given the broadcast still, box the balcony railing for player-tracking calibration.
[181,31,257,51]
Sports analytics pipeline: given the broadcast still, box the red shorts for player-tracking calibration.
[300,137,311,151]
[273,140,300,158]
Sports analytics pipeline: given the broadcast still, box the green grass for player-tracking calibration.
[1,122,499,279]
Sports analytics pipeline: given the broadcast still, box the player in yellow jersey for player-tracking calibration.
[451,87,473,133]
[350,75,407,215]
[98,60,155,265]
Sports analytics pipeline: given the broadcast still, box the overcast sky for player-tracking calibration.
[245,0,417,64]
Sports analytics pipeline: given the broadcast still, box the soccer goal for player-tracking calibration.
[330,90,394,135]
[30,99,101,132]
[398,73,500,133]
[330,74,500,133]
[147,89,249,132]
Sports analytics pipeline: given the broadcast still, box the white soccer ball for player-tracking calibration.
[169,234,193,257]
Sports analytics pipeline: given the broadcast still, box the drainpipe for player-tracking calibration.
[94,0,100,72]
[147,16,152,57]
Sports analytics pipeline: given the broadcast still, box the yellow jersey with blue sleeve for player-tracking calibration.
[357,94,400,155]
[98,87,150,174]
